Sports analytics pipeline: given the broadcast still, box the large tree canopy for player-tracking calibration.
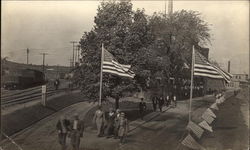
[76,1,211,105]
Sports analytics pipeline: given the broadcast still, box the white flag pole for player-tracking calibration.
[189,45,195,122]
[99,43,104,106]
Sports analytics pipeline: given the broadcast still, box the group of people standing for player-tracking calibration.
[93,106,129,144]
[151,95,177,112]
[56,113,84,150]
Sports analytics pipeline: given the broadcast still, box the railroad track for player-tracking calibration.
[1,85,68,107]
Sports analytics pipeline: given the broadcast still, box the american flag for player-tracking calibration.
[194,49,232,83]
[102,47,135,78]
[205,108,216,118]
[199,120,213,132]
[181,134,205,150]
[187,121,204,138]
[202,112,214,124]
[210,102,219,110]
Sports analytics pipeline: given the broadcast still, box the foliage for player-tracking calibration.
[77,1,211,102]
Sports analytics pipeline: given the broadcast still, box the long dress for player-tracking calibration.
[93,109,105,136]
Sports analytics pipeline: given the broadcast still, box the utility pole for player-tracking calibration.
[228,61,231,73]
[164,0,167,17]
[77,45,80,63]
[168,0,173,15]
[40,53,49,73]
[26,48,29,64]
[70,41,77,67]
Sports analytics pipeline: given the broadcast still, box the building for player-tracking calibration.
[227,73,249,89]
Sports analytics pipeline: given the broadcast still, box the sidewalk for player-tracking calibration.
[1,91,234,150]
[81,92,234,150]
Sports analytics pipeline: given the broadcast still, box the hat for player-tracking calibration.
[120,112,125,116]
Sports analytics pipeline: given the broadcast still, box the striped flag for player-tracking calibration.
[205,108,216,118]
[102,47,135,78]
[202,112,214,124]
[193,49,232,83]
[210,103,219,110]
[187,121,204,138]
[181,134,205,150]
[199,120,213,132]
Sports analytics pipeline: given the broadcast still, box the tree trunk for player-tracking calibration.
[115,97,119,109]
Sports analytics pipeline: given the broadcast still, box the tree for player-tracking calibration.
[79,1,151,108]
[77,1,211,105]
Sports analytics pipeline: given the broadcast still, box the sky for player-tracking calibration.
[1,0,249,74]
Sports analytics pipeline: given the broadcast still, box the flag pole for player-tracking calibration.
[189,45,195,122]
[99,43,104,106]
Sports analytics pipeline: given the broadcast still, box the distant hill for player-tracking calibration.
[1,59,70,80]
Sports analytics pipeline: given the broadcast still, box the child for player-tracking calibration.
[118,112,129,144]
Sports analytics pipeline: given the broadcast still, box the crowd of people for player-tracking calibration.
[151,95,177,112]
[92,106,129,144]
[56,106,130,150]
[55,88,222,150]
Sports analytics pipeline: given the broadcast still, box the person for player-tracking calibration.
[158,96,164,112]
[151,96,157,112]
[54,79,60,90]
[56,115,70,150]
[165,95,170,107]
[93,106,105,137]
[173,95,177,107]
[70,113,84,150]
[114,109,121,139]
[105,108,115,138]
[138,98,147,120]
[118,112,129,144]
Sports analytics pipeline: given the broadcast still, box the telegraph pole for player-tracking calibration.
[70,41,77,67]
[168,0,173,15]
[40,53,49,73]
[27,48,29,64]
[77,45,80,63]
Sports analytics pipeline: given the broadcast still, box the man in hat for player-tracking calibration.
[118,112,129,144]
[56,115,70,150]
[105,108,116,138]
[70,113,84,150]
[158,96,164,112]
[93,106,105,137]
[151,96,157,112]
[138,98,147,120]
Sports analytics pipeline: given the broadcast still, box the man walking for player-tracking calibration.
[173,95,177,108]
[56,115,70,150]
[70,113,84,150]
[158,96,164,112]
[138,98,147,120]
[152,96,157,112]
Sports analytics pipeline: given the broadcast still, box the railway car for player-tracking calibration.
[2,69,46,90]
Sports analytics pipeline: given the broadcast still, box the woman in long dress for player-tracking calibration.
[93,106,105,137]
